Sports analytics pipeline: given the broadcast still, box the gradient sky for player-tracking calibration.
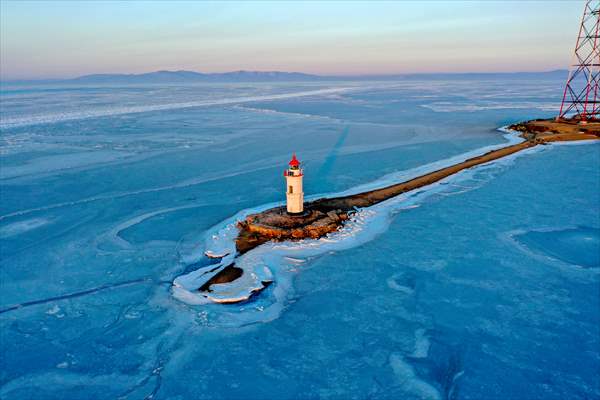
[0,1,582,80]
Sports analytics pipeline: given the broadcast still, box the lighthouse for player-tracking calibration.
[284,153,304,214]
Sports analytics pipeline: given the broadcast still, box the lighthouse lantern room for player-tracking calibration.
[284,153,304,214]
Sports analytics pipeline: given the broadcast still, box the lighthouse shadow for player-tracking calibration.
[315,126,350,185]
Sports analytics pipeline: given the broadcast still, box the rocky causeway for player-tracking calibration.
[199,118,600,301]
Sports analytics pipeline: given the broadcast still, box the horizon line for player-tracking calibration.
[0,68,569,84]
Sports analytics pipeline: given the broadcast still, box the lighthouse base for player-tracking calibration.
[286,209,310,217]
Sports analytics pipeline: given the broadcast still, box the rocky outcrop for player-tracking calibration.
[509,119,600,139]
[237,207,350,243]
[199,264,243,291]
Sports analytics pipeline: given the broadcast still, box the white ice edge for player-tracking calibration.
[172,128,598,323]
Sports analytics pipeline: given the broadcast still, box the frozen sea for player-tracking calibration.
[0,77,598,399]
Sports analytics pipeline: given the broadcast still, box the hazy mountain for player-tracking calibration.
[2,69,568,85]
[66,70,323,84]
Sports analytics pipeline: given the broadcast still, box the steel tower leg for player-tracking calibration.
[558,0,600,122]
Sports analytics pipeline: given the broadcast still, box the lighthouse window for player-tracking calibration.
[289,186,293,193]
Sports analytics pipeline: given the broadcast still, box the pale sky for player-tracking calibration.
[0,1,582,80]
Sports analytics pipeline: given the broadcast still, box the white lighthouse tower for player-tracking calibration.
[284,153,304,214]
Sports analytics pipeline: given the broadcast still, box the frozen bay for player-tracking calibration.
[1,78,598,399]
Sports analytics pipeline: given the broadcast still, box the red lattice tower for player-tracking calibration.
[558,0,600,121]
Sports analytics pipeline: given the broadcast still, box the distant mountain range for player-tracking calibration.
[2,69,568,85]
[67,70,323,84]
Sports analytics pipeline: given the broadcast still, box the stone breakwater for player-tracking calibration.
[198,119,600,301]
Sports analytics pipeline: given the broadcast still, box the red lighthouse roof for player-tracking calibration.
[289,153,300,167]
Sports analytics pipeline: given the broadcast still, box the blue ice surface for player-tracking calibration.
[0,77,598,399]
[515,226,600,269]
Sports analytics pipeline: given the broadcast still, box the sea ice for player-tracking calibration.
[1,78,598,399]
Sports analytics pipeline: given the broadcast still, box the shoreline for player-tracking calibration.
[195,118,600,302]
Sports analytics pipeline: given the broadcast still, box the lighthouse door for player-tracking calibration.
[289,186,293,194]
